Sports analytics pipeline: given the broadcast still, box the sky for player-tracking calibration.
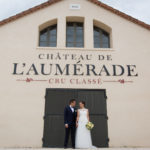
[0,0,150,25]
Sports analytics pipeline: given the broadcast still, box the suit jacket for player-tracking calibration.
[64,105,77,126]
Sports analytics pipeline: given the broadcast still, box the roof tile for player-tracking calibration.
[0,0,150,31]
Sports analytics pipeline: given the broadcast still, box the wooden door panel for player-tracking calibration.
[43,89,109,148]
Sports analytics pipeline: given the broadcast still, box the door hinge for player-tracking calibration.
[104,94,107,100]
[105,115,109,120]
[45,90,48,99]
[43,115,47,120]
[105,95,107,100]
[104,91,108,100]
[42,137,45,142]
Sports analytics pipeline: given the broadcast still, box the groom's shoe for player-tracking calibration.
[64,146,67,149]
[72,146,75,149]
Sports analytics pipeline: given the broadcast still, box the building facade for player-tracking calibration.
[0,0,150,148]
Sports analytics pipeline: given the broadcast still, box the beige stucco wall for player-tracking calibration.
[0,0,150,148]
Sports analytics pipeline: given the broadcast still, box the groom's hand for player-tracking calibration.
[76,123,78,128]
[65,124,68,128]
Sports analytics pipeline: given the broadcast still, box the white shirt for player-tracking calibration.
[70,105,74,112]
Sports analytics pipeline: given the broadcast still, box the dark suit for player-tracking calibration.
[64,105,77,148]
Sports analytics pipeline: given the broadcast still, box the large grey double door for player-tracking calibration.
[43,88,109,148]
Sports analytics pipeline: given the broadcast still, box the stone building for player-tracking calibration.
[0,0,150,148]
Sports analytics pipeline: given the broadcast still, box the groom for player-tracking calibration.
[64,99,77,149]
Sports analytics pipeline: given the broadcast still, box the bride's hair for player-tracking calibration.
[80,101,86,106]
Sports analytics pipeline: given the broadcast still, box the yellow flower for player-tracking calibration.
[86,122,94,130]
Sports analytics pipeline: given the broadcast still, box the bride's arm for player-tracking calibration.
[87,109,90,122]
[76,110,79,127]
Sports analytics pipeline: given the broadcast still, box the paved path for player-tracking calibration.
[0,148,150,150]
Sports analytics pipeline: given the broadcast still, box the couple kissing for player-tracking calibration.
[64,99,95,149]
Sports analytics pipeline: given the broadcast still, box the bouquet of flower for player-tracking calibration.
[86,121,94,130]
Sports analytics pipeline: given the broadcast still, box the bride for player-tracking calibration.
[75,101,95,149]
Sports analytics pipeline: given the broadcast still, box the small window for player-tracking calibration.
[66,22,84,48]
[39,24,57,47]
[94,26,110,48]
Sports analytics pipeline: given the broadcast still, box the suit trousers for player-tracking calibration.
[64,125,76,148]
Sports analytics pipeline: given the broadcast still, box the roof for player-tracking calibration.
[88,0,150,31]
[0,0,150,31]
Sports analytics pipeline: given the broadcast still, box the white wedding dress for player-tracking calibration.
[75,109,96,149]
